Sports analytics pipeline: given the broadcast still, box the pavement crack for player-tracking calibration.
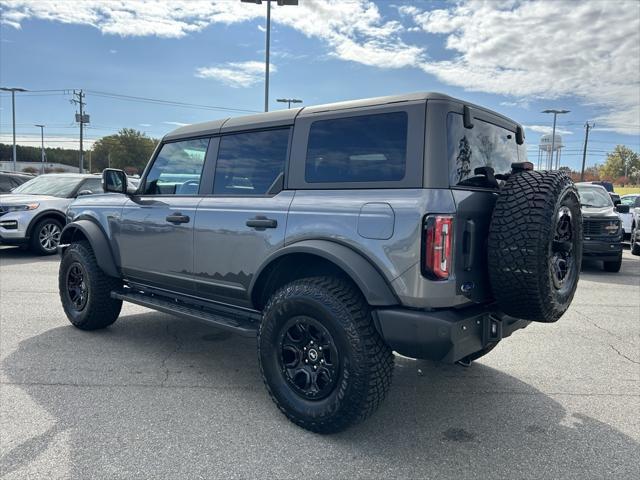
[159,322,183,387]
[575,309,635,345]
[608,344,640,366]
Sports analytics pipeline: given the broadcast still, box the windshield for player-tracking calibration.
[577,185,613,208]
[620,195,638,206]
[12,176,83,197]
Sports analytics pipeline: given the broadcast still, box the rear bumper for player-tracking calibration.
[582,239,622,261]
[372,305,530,363]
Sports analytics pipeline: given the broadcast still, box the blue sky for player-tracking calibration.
[0,0,638,171]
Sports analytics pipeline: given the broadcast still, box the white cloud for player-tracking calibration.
[162,121,189,127]
[109,49,117,54]
[525,125,573,136]
[2,0,638,135]
[0,0,423,69]
[195,60,274,88]
[407,0,640,134]
[139,123,151,127]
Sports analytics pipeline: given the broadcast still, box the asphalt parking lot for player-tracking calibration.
[1,247,638,479]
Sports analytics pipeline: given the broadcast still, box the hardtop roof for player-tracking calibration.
[163,92,522,141]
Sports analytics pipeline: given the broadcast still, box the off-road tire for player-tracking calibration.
[258,276,394,434]
[488,170,582,322]
[59,241,122,330]
[30,217,63,255]
[603,254,622,273]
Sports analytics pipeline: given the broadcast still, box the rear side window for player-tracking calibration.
[305,112,408,183]
[213,128,289,196]
[448,113,523,186]
[144,138,209,195]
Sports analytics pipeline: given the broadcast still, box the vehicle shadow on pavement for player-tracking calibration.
[580,256,640,287]
[0,247,59,266]
[2,312,638,479]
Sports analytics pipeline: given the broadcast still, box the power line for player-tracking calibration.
[85,90,260,114]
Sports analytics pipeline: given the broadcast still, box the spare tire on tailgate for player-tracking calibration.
[488,170,582,322]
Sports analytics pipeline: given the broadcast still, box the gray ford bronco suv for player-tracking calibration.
[58,92,582,433]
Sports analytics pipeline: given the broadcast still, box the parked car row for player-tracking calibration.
[0,170,34,193]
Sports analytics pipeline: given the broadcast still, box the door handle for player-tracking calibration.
[246,216,277,229]
[166,213,190,224]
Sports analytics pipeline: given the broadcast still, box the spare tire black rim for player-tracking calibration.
[551,206,576,291]
[278,316,339,400]
[66,262,88,311]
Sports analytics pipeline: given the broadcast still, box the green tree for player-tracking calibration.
[599,145,640,183]
[92,129,158,174]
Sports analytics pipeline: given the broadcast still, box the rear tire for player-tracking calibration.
[59,241,122,330]
[258,276,394,434]
[603,254,622,273]
[30,217,62,255]
[488,170,582,322]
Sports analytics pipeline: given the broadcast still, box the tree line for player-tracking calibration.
[0,128,158,175]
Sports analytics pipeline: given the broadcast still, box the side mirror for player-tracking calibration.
[102,168,127,194]
[77,190,94,197]
[615,204,630,214]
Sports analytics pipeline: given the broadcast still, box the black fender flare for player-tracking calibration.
[59,219,119,278]
[250,239,398,306]
[25,210,67,239]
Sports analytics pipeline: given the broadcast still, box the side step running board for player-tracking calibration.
[111,291,258,337]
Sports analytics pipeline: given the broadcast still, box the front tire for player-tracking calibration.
[30,217,62,255]
[59,241,122,330]
[258,277,394,434]
[603,254,622,273]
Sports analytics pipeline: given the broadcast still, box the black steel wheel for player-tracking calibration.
[550,206,578,294]
[259,276,394,434]
[279,316,340,400]
[65,262,89,311]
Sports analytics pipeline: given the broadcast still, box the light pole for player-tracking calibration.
[277,98,303,109]
[1,86,28,171]
[241,0,298,112]
[542,109,569,170]
[35,124,45,174]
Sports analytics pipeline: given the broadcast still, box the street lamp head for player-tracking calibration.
[542,109,570,114]
[35,124,45,128]
[241,0,298,3]
[1,87,28,92]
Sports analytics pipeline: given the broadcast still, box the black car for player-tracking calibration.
[0,171,33,193]
[576,182,626,272]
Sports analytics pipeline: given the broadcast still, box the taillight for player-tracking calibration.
[423,215,454,280]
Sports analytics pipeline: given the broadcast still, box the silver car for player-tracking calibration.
[0,173,103,254]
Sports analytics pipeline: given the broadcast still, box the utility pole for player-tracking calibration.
[277,98,303,109]
[72,90,88,173]
[542,109,569,170]
[35,124,45,174]
[240,0,298,112]
[0,86,27,171]
[580,122,594,181]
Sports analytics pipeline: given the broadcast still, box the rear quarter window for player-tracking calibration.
[305,112,408,183]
